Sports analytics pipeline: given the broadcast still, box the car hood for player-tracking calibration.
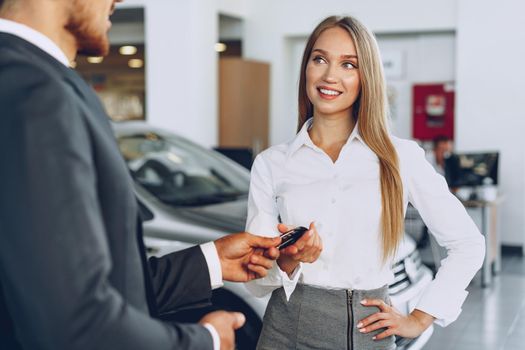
[175,199,248,234]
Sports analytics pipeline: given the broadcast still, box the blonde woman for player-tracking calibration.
[245,15,485,350]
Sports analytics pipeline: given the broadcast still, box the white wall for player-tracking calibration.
[117,0,219,148]
[455,0,525,247]
[218,0,248,18]
[246,0,457,36]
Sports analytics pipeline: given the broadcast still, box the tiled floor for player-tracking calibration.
[422,253,525,350]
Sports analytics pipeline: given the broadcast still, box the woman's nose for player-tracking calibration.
[322,64,338,83]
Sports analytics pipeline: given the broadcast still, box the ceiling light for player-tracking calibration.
[215,43,227,53]
[87,56,104,64]
[128,59,144,69]
[119,45,137,55]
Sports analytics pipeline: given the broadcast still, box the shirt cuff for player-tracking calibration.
[200,242,223,290]
[202,323,220,350]
[277,263,303,301]
[415,285,468,327]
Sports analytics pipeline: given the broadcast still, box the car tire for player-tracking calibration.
[211,288,262,349]
[160,288,262,350]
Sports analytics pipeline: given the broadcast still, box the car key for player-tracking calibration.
[277,226,309,250]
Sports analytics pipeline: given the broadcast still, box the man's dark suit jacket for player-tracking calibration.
[0,32,214,349]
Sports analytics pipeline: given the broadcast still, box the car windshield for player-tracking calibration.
[118,131,249,207]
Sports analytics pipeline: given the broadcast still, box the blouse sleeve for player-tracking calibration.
[244,153,303,300]
[404,141,485,327]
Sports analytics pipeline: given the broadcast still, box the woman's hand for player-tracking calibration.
[276,222,322,276]
[357,299,435,340]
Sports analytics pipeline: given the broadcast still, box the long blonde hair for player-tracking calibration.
[298,16,404,263]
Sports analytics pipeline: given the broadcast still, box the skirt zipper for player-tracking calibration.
[347,289,353,350]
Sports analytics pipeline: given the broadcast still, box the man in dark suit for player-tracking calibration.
[0,1,283,349]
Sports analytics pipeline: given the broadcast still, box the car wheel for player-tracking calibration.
[161,288,262,350]
[211,288,262,349]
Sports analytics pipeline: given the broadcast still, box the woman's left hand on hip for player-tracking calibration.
[356,299,434,340]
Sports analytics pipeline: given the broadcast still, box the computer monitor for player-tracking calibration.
[445,152,499,188]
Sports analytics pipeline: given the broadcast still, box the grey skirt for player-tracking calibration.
[257,284,396,350]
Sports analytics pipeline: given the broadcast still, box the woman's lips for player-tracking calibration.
[318,87,342,100]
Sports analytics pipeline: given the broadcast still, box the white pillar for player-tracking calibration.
[456,0,525,247]
[119,0,219,148]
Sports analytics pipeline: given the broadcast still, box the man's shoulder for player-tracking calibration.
[0,49,79,129]
[0,51,62,88]
[0,34,68,89]
[0,50,76,118]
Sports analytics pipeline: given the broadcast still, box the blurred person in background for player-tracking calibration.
[427,135,453,176]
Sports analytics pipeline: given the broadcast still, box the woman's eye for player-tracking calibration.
[312,55,326,64]
[342,61,356,69]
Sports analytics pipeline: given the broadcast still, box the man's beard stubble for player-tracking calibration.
[65,2,110,57]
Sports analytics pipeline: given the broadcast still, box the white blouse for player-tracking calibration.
[245,118,485,327]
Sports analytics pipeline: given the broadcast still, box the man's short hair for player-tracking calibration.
[433,135,451,149]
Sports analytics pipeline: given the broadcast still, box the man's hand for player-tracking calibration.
[214,233,281,282]
[277,222,322,276]
[199,311,245,350]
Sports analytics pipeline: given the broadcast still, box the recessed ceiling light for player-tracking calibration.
[215,43,227,53]
[119,45,138,55]
[128,58,144,68]
[87,56,104,64]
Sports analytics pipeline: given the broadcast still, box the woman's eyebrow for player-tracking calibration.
[312,48,358,59]
[341,54,358,60]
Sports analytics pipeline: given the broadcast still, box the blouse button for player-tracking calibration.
[331,198,336,204]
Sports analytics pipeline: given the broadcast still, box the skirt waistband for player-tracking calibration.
[300,283,389,295]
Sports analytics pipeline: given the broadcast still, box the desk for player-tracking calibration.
[427,197,502,287]
[462,198,503,287]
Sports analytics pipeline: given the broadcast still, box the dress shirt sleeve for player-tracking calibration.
[200,242,224,290]
[405,141,485,327]
[244,154,303,300]
[202,323,220,350]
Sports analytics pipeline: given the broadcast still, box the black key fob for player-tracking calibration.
[277,226,309,250]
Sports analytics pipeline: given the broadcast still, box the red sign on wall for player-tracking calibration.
[412,83,455,141]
